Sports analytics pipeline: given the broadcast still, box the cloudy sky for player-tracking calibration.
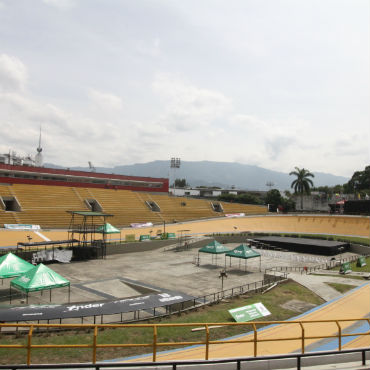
[0,0,368,177]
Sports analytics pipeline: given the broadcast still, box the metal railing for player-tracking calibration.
[0,274,286,328]
[0,348,369,370]
[265,254,369,274]
[0,318,369,366]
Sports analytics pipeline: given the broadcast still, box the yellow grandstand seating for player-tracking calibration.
[74,188,163,226]
[0,184,22,225]
[0,184,268,229]
[220,201,267,215]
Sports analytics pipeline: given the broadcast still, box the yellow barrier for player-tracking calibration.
[1,319,369,365]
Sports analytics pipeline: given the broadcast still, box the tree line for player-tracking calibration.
[173,165,369,212]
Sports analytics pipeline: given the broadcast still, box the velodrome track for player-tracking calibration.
[122,283,370,362]
[0,214,369,247]
[0,213,369,363]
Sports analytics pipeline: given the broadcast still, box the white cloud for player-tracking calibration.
[136,38,161,58]
[42,0,75,10]
[0,0,368,178]
[87,89,123,111]
[152,73,232,131]
[0,54,28,92]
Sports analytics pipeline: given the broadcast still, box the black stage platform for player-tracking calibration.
[252,236,349,256]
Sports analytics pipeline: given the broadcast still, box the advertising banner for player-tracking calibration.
[139,235,150,241]
[4,224,41,230]
[340,262,352,274]
[130,222,153,228]
[0,291,194,322]
[125,234,136,242]
[356,256,367,267]
[225,213,245,218]
[229,302,271,322]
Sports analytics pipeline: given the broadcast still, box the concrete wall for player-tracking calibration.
[105,239,178,255]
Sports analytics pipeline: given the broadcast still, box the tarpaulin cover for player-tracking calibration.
[10,263,70,292]
[0,291,194,322]
[198,240,230,254]
[32,249,73,264]
[226,244,261,259]
[0,253,34,279]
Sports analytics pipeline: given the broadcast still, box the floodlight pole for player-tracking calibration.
[170,157,181,196]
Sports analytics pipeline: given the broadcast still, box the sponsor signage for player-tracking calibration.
[225,213,245,218]
[131,222,153,228]
[0,291,194,322]
[356,256,367,268]
[139,235,151,241]
[125,234,136,242]
[340,262,352,274]
[229,302,271,322]
[4,224,41,230]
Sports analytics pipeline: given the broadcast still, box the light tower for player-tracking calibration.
[266,181,274,190]
[35,127,43,167]
[170,157,181,195]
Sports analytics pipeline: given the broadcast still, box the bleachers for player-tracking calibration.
[0,184,21,225]
[0,184,269,229]
[75,188,163,226]
[149,194,219,222]
[219,201,267,215]
[0,184,86,228]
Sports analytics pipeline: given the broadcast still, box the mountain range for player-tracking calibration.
[45,160,349,191]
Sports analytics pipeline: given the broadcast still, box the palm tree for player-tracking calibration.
[289,167,315,210]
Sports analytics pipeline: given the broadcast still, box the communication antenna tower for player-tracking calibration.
[35,127,43,167]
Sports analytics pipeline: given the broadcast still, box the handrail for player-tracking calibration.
[1,318,369,365]
[265,253,369,274]
[0,348,369,370]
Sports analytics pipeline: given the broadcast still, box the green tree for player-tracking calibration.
[289,167,315,210]
[344,166,370,194]
[217,193,237,202]
[237,193,261,205]
[264,189,282,212]
[174,178,188,188]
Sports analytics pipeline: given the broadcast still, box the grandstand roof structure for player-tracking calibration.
[0,162,169,192]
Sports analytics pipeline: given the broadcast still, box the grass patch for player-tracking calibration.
[331,257,370,272]
[0,280,324,365]
[311,273,366,280]
[326,282,357,293]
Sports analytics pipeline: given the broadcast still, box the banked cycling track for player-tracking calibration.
[121,283,370,363]
[0,214,369,362]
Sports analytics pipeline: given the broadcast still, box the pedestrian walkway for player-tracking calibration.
[288,272,365,301]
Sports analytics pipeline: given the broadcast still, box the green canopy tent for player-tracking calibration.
[198,240,231,266]
[10,263,70,304]
[0,253,34,283]
[96,222,121,244]
[225,244,261,272]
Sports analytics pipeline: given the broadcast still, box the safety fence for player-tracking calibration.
[0,318,369,366]
[265,254,369,274]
